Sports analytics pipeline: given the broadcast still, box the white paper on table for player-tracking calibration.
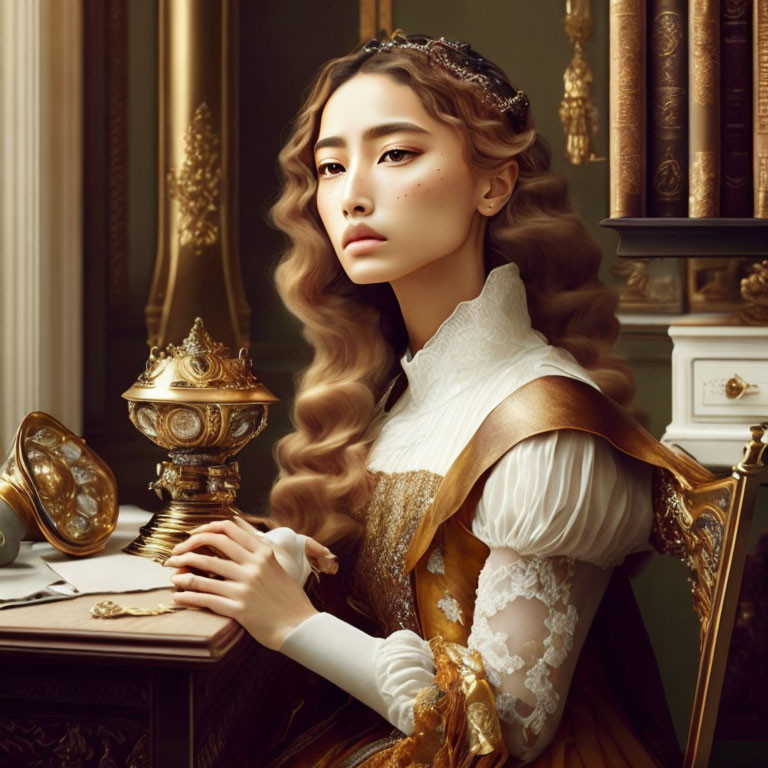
[0,506,173,605]
[45,551,173,594]
[40,506,173,594]
[0,546,63,601]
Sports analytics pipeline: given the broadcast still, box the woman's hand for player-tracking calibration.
[163,517,334,651]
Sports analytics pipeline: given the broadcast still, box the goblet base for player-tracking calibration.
[123,501,242,563]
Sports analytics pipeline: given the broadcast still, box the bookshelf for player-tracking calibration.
[600,218,768,259]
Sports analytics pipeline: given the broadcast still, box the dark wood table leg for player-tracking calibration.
[153,667,194,768]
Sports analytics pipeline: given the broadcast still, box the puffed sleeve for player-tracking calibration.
[472,430,653,568]
[465,430,653,761]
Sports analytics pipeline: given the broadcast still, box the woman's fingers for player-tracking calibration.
[172,529,267,565]
[187,518,261,552]
[170,568,240,598]
[305,537,339,575]
[170,589,240,617]
[231,514,265,539]
[165,551,241,581]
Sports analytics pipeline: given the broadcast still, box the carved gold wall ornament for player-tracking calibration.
[122,318,277,563]
[167,102,221,252]
[612,257,684,312]
[686,257,757,314]
[0,413,118,557]
[147,0,250,354]
[738,259,768,324]
[559,0,604,165]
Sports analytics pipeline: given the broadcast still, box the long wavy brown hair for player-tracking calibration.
[268,42,634,544]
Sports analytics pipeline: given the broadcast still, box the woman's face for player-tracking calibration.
[314,72,488,285]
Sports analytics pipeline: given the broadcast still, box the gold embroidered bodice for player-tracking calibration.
[350,469,442,636]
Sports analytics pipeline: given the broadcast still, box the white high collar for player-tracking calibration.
[369,263,595,474]
[398,263,548,407]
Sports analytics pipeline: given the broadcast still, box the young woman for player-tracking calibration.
[164,35,691,766]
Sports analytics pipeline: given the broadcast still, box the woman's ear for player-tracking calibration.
[477,159,519,217]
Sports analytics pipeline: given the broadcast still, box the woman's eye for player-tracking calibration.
[317,161,344,177]
[380,148,415,164]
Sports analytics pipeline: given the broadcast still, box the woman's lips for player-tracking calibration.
[344,237,387,256]
[342,223,386,249]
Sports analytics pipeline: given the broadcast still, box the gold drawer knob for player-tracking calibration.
[724,374,760,400]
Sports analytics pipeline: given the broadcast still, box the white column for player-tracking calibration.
[0,0,82,451]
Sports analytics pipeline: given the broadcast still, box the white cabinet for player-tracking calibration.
[662,318,768,468]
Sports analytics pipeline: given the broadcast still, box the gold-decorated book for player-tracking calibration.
[648,0,688,217]
[721,0,753,216]
[755,0,768,217]
[610,0,646,217]
[689,0,721,217]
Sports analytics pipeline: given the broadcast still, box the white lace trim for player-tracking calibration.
[436,590,464,625]
[426,546,445,575]
[400,263,542,407]
[468,554,578,757]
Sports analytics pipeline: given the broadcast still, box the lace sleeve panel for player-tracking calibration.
[467,547,612,762]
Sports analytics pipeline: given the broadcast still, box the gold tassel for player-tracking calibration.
[359,637,508,767]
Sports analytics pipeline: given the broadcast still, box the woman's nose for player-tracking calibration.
[341,170,373,217]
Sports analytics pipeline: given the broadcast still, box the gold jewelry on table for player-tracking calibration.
[90,599,186,619]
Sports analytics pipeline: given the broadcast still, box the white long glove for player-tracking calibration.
[259,524,435,734]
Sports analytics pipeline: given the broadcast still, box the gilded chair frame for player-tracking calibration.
[653,424,768,768]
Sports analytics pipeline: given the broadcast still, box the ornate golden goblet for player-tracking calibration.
[122,318,277,563]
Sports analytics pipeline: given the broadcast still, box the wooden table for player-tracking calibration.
[0,588,291,767]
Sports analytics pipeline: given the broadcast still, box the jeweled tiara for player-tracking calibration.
[361,33,531,132]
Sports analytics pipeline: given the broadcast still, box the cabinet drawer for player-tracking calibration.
[693,359,768,419]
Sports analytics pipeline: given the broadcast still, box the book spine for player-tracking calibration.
[755,0,768,217]
[648,0,688,216]
[610,0,646,217]
[721,0,753,216]
[689,0,721,217]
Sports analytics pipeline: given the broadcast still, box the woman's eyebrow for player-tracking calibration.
[314,121,429,152]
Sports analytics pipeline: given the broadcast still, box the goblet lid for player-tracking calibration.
[122,317,278,405]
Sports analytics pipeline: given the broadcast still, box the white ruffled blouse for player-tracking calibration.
[279,263,652,762]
